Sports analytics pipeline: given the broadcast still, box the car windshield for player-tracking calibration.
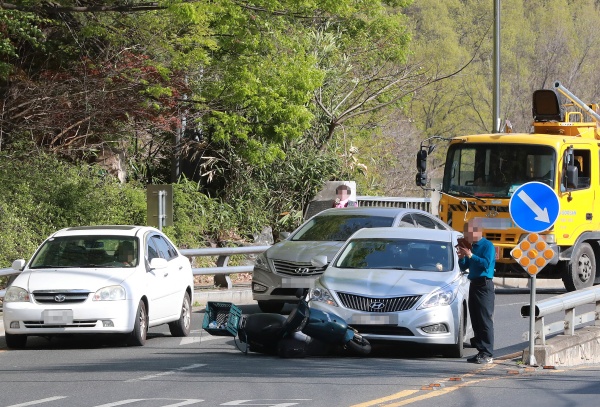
[29,236,139,269]
[443,143,556,198]
[334,238,453,272]
[291,215,395,242]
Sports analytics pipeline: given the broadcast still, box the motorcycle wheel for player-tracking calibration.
[344,333,372,356]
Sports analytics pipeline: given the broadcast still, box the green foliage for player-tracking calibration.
[406,0,600,137]
[220,142,341,233]
[0,150,146,267]
[0,10,47,79]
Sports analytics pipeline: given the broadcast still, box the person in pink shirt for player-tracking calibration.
[333,185,359,208]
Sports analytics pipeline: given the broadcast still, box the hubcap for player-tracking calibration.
[183,298,191,329]
[140,306,147,339]
[578,255,592,282]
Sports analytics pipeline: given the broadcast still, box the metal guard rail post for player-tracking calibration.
[180,246,270,289]
[520,285,600,345]
[0,245,271,298]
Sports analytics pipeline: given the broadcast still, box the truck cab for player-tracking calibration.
[417,82,600,291]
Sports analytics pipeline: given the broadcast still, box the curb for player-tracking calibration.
[193,287,255,307]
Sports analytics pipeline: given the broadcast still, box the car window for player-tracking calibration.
[147,238,160,262]
[291,215,395,242]
[29,236,139,268]
[400,214,416,227]
[335,238,453,272]
[412,213,446,229]
[148,234,178,261]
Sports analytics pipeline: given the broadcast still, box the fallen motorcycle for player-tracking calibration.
[202,294,371,358]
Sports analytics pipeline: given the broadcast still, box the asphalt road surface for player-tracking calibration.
[0,290,599,407]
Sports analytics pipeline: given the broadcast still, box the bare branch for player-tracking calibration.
[0,2,165,13]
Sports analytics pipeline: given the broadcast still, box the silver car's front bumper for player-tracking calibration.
[252,267,319,303]
[310,300,463,345]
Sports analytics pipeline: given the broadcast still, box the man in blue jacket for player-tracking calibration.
[457,218,496,364]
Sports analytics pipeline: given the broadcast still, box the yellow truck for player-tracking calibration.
[416,81,600,291]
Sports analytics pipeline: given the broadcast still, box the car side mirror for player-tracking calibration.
[149,258,168,270]
[11,259,25,271]
[279,231,291,240]
[311,255,328,268]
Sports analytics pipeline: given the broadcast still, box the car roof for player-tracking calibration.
[348,226,458,242]
[314,207,433,218]
[51,225,159,238]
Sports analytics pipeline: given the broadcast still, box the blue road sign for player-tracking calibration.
[509,182,560,233]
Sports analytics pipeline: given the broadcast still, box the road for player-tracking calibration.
[0,290,599,407]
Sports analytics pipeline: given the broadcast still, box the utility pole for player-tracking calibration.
[492,0,501,133]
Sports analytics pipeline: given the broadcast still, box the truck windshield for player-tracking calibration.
[442,143,556,198]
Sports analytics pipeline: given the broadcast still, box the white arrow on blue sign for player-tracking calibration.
[509,182,560,233]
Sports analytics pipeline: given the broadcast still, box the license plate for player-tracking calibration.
[350,314,398,325]
[281,277,315,288]
[43,309,73,325]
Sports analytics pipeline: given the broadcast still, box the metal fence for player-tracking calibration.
[0,195,433,297]
[520,285,600,345]
[357,196,431,212]
[0,245,271,298]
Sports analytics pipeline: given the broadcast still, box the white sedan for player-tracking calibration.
[309,227,473,357]
[3,225,194,348]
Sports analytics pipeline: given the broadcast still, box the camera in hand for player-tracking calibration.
[457,238,472,250]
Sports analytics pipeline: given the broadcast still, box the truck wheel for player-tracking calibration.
[562,242,596,291]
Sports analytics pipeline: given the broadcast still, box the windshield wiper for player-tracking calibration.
[446,189,487,203]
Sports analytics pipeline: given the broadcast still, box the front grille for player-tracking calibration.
[272,260,327,276]
[351,325,414,336]
[23,320,98,328]
[337,292,421,312]
[32,290,91,304]
[271,288,305,295]
[485,233,517,243]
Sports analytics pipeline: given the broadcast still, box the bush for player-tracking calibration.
[0,152,146,269]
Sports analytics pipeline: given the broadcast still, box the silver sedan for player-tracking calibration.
[309,227,472,357]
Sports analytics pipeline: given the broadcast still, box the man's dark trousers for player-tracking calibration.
[468,277,495,357]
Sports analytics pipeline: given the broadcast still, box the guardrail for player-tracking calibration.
[357,196,431,212]
[0,195,433,298]
[520,285,600,345]
[0,245,271,298]
[180,246,270,289]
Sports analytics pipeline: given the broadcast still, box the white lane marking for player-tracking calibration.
[93,400,145,407]
[6,397,67,407]
[94,400,203,407]
[180,332,232,345]
[126,363,206,382]
[221,400,311,406]
[152,400,203,407]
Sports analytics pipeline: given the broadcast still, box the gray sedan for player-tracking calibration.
[309,227,472,357]
[252,207,451,313]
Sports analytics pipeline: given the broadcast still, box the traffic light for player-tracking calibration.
[416,149,427,172]
[415,149,428,186]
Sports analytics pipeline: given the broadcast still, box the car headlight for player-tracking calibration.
[4,286,30,303]
[418,282,459,309]
[254,253,271,273]
[93,285,126,301]
[309,286,338,307]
